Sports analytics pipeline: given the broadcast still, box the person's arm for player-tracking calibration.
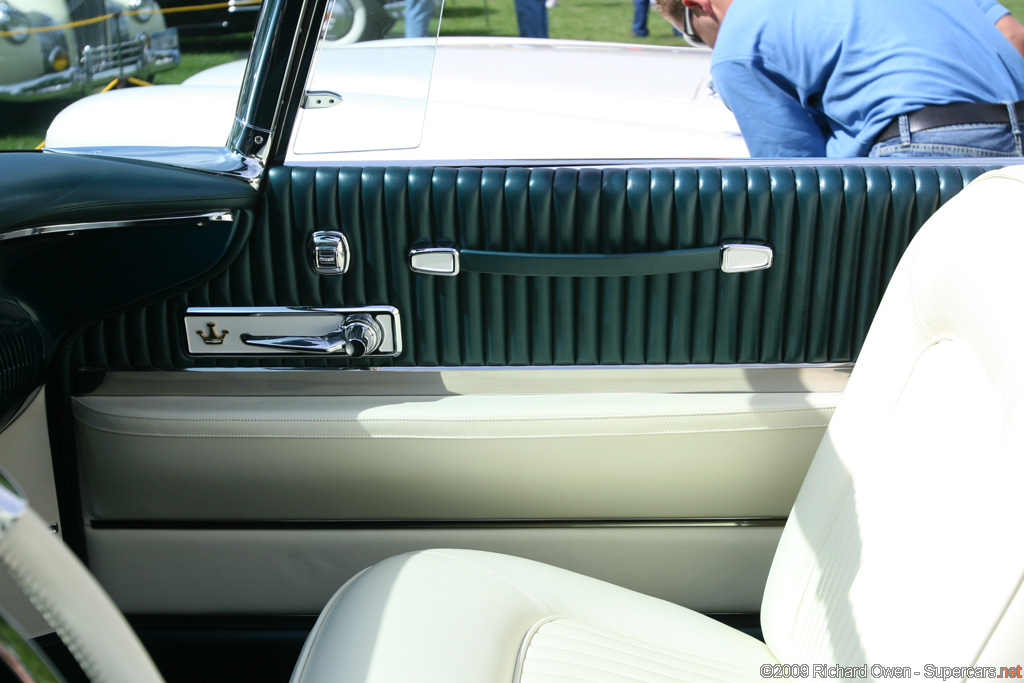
[711,59,828,157]
[995,13,1024,58]
[972,0,1024,57]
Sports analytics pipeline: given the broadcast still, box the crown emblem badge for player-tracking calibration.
[197,322,229,345]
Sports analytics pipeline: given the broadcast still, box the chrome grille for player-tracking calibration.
[82,35,146,75]
[70,0,105,56]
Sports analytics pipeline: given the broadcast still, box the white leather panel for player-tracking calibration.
[74,392,837,520]
[516,618,768,683]
[85,525,782,615]
[288,549,777,683]
[762,169,1024,671]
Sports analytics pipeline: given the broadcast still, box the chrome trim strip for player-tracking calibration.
[89,517,788,530]
[286,156,1022,169]
[79,363,853,396]
[0,211,234,242]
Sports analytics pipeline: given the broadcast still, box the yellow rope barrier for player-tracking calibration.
[99,75,155,91]
[0,0,262,38]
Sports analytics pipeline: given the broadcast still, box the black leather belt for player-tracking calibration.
[875,100,1024,143]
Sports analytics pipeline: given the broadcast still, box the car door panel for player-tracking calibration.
[73,389,838,521]
[70,163,988,368]
[61,162,992,619]
[85,525,787,615]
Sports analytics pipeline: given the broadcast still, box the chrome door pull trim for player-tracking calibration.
[408,243,773,276]
[720,244,773,273]
[409,247,460,275]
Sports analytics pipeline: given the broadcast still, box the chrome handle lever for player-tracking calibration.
[240,314,383,357]
[240,330,350,354]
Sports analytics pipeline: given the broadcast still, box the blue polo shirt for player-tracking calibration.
[711,0,1024,157]
[975,0,1011,22]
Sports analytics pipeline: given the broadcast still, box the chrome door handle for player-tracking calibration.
[240,314,383,357]
[408,243,773,277]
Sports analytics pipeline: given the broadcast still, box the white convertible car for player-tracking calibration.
[45,36,749,161]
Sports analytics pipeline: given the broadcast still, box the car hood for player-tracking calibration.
[46,37,747,160]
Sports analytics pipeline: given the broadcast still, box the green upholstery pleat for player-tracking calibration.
[72,164,999,369]
[829,167,866,362]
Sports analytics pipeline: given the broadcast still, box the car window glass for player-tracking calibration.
[289,0,439,156]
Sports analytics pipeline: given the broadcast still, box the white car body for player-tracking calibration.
[46,36,749,161]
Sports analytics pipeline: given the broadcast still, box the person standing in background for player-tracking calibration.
[514,0,548,37]
[633,0,650,36]
[404,0,434,37]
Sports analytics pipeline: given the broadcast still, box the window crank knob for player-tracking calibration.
[342,314,383,358]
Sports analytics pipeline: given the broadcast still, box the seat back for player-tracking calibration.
[761,167,1024,671]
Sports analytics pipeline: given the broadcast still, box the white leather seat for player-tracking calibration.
[289,167,1024,683]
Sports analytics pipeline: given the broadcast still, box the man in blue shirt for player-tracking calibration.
[656,0,1024,157]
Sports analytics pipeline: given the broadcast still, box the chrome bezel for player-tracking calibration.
[0,3,30,44]
[129,0,154,22]
[46,45,69,72]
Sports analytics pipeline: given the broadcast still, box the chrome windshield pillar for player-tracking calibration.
[227,0,332,169]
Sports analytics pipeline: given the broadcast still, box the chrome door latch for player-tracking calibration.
[310,231,350,275]
[184,307,401,357]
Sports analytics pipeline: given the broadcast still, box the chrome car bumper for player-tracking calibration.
[0,28,180,102]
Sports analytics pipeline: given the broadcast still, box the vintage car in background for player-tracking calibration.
[0,0,179,102]
[156,0,395,43]
[45,36,748,159]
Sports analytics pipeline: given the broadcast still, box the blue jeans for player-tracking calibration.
[869,102,1024,157]
[632,0,649,36]
[514,0,548,38]
[404,0,434,37]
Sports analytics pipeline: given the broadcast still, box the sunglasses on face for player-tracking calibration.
[682,6,706,46]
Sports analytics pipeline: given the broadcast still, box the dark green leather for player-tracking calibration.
[0,152,257,233]
[71,164,995,369]
[459,247,722,277]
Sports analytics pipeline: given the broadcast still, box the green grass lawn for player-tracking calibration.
[4,0,1024,150]
[433,0,684,45]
